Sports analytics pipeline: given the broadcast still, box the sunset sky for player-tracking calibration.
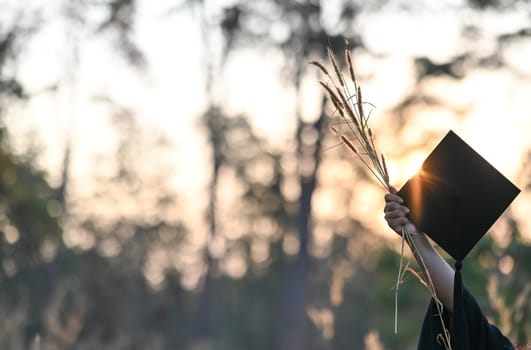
[4,0,531,245]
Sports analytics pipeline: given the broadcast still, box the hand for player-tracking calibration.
[384,186,417,235]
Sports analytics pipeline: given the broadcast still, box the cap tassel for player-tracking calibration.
[453,260,468,350]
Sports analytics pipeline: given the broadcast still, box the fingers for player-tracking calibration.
[383,195,411,234]
[384,189,417,234]
[384,192,403,204]
[384,205,409,222]
[384,201,409,214]
[384,209,407,221]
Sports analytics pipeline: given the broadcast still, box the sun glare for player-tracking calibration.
[387,151,426,189]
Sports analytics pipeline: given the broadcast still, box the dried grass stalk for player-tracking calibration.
[312,46,452,350]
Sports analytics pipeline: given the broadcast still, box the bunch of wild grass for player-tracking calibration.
[310,49,390,191]
[311,47,451,349]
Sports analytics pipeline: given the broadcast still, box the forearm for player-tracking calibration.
[408,231,455,312]
[383,191,455,311]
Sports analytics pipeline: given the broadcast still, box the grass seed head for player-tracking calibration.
[319,81,344,109]
[356,86,364,117]
[345,49,357,86]
[328,47,345,87]
[340,135,358,155]
[310,61,330,76]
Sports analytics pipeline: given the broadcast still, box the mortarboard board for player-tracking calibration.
[397,130,520,349]
[397,130,520,262]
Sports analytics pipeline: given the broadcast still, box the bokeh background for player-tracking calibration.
[0,0,530,349]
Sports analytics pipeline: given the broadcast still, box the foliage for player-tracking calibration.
[0,1,529,350]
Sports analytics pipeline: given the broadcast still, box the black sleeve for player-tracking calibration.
[417,287,514,350]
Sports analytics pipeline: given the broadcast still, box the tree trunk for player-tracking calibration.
[280,98,326,350]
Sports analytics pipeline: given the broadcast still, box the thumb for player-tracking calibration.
[405,223,417,233]
[389,186,398,194]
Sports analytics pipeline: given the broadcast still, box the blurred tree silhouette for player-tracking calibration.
[0,3,189,348]
[214,2,362,348]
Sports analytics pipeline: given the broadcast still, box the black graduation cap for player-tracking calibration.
[397,130,520,261]
[397,130,520,349]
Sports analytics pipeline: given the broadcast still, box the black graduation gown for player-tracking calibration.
[417,286,514,350]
